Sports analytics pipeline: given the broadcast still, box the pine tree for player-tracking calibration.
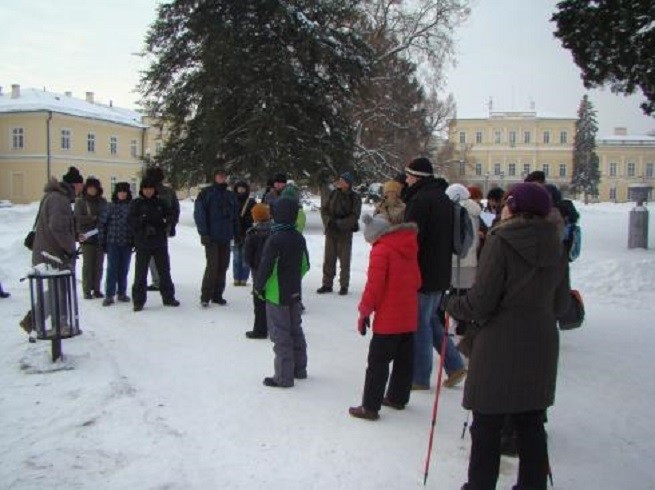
[138,1,371,188]
[571,95,601,203]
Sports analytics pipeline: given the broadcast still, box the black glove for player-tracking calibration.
[200,235,211,246]
[357,315,370,336]
[169,225,176,237]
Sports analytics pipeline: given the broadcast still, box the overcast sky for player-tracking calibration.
[2,0,653,137]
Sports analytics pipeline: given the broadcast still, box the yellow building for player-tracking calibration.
[0,84,148,203]
[447,111,576,195]
[597,128,655,202]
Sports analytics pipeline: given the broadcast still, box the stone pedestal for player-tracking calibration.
[628,206,649,249]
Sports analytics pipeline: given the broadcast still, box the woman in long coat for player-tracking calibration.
[446,183,570,490]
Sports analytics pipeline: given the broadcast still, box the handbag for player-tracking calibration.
[24,198,45,251]
[558,289,585,330]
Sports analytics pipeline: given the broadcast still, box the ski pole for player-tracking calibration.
[422,312,450,486]
[461,411,470,439]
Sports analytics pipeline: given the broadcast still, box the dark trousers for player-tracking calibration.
[105,244,132,297]
[468,410,549,490]
[132,247,175,306]
[81,243,104,294]
[362,332,414,411]
[321,231,353,289]
[252,293,267,336]
[201,242,231,302]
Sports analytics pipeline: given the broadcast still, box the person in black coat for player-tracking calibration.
[233,180,257,286]
[129,177,179,311]
[403,157,466,390]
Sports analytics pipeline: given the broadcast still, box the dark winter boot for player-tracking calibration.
[117,294,131,302]
[163,299,180,307]
[348,406,379,421]
[382,397,405,410]
[102,296,115,307]
[338,287,348,295]
[316,285,333,294]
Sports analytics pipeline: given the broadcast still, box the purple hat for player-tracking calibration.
[505,183,552,217]
[405,157,433,178]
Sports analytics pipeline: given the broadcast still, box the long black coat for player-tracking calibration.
[446,216,570,414]
[128,193,173,250]
[403,177,453,292]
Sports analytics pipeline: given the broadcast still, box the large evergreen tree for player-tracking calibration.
[138,1,370,187]
[571,95,601,203]
[552,0,655,116]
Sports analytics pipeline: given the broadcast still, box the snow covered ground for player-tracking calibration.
[1,199,654,489]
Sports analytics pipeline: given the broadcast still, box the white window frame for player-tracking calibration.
[494,130,502,144]
[609,162,617,177]
[523,163,531,175]
[494,163,501,175]
[459,131,466,144]
[627,162,636,177]
[61,128,71,150]
[130,139,138,158]
[508,163,516,176]
[509,131,517,146]
[87,133,96,153]
[559,164,567,177]
[646,163,654,178]
[543,131,550,144]
[11,127,24,149]
[475,131,483,144]
[475,163,482,176]
[523,131,531,144]
[543,163,550,177]
[609,187,617,200]
[560,131,568,144]
[110,136,118,155]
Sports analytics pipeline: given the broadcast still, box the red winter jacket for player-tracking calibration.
[359,223,421,334]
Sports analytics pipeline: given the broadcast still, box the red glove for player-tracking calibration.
[357,315,370,336]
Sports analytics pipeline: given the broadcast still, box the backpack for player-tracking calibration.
[558,289,585,330]
[567,223,582,262]
[452,201,474,258]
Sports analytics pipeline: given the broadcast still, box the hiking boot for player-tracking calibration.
[212,298,227,305]
[348,406,379,421]
[163,299,180,307]
[316,286,333,294]
[294,370,308,380]
[338,287,348,296]
[93,291,104,299]
[133,304,144,312]
[263,377,292,388]
[245,331,267,339]
[117,294,131,302]
[443,368,467,388]
[147,284,159,291]
[102,296,115,307]
[83,292,93,300]
[381,397,405,410]
[411,383,430,391]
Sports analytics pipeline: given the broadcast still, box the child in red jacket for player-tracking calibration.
[349,212,421,421]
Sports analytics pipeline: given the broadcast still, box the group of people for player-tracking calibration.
[18,159,577,489]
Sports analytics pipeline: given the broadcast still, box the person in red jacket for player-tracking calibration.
[349,212,421,421]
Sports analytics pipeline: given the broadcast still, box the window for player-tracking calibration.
[560,131,568,144]
[509,131,517,146]
[61,129,71,150]
[130,178,137,195]
[627,162,636,177]
[523,131,531,144]
[610,162,617,177]
[494,130,502,144]
[542,164,550,177]
[459,161,466,176]
[609,188,617,200]
[543,131,550,144]
[110,176,117,192]
[155,141,163,155]
[647,163,654,178]
[475,163,482,176]
[130,139,138,158]
[559,164,567,177]
[87,133,95,153]
[494,163,501,175]
[523,163,531,176]
[459,131,466,144]
[12,128,24,149]
[508,163,516,176]
[475,131,483,144]
[110,136,118,155]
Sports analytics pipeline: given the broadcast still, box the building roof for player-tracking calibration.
[597,134,655,146]
[454,110,576,121]
[0,87,146,128]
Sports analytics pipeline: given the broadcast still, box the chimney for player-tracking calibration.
[65,91,72,97]
[11,84,20,98]
[85,91,94,104]
[614,127,628,136]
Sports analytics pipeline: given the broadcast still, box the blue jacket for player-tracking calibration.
[194,183,239,245]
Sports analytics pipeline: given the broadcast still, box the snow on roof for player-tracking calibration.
[0,87,146,128]
[454,111,576,121]
[598,134,655,146]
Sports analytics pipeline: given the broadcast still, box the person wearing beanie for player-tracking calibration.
[279,184,307,233]
[446,181,569,490]
[62,166,85,197]
[243,203,273,339]
[128,178,180,311]
[317,171,361,295]
[74,177,108,299]
[375,180,405,226]
[446,183,481,291]
[143,166,180,292]
[349,213,420,420]
[254,198,310,387]
[524,170,546,184]
[233,180,257,286]
[98,182,134,306]
[263,173,288,207]
[194,168,239,306]
[402,157,466,390]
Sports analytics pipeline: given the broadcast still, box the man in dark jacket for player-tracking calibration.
[194,167,239,306]
[317,172,361,295]
[233,180,257,286]
[254,198,310,387]
[145,166,180,291]
[129,177,179,311]
[403,157,466,390]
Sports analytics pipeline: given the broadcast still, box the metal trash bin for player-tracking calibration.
[27,264,81,361]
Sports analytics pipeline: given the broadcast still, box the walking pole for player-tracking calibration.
[422,312,450,486]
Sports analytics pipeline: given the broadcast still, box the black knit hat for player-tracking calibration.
[83,177,103,197]
[140,176,158,189]
[114,182,131,193]
[62,166,83,184]
[273,173,287,184]
[405,157,433,178]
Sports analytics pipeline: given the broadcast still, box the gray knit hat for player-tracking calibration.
[362,213,390,244]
